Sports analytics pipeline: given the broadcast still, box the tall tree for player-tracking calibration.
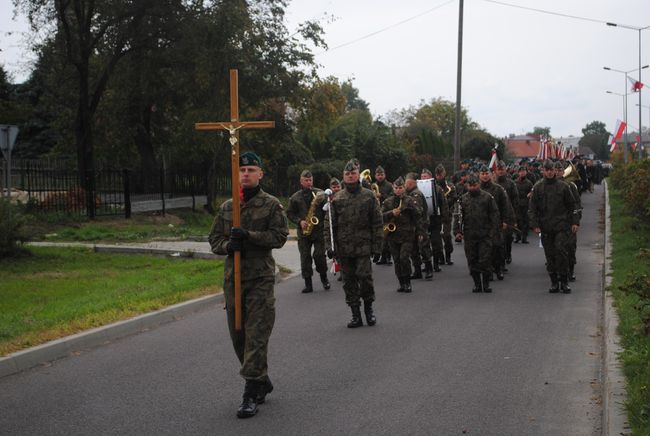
[580,120,609,160]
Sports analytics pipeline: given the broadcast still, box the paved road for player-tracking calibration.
[0,185,606,435]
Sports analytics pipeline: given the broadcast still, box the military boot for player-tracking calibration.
[320,272,331,290]
[377,254,388,265]
[237,380,260,418]
[495,265,504,281]
[256,377,274,404]
[471,272,482,293]
[482,273,492,293]
[424,261,434,280]
[549,273,560,293]
[445,252,453,265]
[385,252,393,265]
[569,265,576,282]
[396,277,406,293]
[560,274,572,294]
[433,257,442,272]
[364,301,377,326]
[372,253,381,263]
[347,306,364,328]
[411,267,423,280]
[403,277,412,293]
[301,277,313,293]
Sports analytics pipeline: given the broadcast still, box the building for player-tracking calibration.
[505,135,540,159]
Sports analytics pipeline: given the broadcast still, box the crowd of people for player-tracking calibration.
[208,151,595,418]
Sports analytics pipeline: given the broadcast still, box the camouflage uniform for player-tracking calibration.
[436,178,456,264]
[421,178,449,270]
[528,170,580,290]
[209,188,289,381]
[455,186,499,291]
[515,175,533,243]
[557,165,582,281]
[479,179,513,278]
[382,191,418,290]
[287,187,327,279]
[406,184,432,277]
[496,173,519,263]
[324,183,383,308]
[375,177,394,264]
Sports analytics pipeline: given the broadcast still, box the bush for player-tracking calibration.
[0,198,29,257]
[609,159,650,218]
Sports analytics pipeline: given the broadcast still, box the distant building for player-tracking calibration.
[506,134,540,159]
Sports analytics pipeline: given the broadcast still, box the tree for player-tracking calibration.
[580,120,610,160]
[529,126,551,137]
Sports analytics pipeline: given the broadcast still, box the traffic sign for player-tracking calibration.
[0,125,19,159]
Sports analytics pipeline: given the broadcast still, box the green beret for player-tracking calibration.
[329,177,340,186]
[393,176,405,186]
[496,160,506,169]
[479,164,489,173]
[435,164,446,175]
[300,169,313,178]
[239,151,262,168]
[467,174,479,185]
[375,165,385,174]
[405,172,418,181]
[421,168,433,176]
[543,159,554,170]
[554,161,564,170]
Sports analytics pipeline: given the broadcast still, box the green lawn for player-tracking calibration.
[0,246,223,356]
[608,187,650,433]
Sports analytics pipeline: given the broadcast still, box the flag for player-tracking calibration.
[488,144,498,171]
[330,258,340,274]
[628,76,645,93]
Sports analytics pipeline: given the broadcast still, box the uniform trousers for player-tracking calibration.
[339,256,375,307]
[541,229,572,275]
[389,240,413,279]
[463,238,493,274]
[298,234,327,278]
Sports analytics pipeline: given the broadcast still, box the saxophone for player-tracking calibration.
[302,192,321,236]
[383,199,402,235]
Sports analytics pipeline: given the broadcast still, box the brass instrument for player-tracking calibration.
[563,163,581,185]
[361,168,381,198]
[383,199,402,235]
[302,192,321,236]
[443,182,453,198]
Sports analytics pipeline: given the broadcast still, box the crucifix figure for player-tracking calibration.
[196,69,275,331]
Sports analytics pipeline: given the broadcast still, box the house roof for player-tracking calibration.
[506,138,540,158]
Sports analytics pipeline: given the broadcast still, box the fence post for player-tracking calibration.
[123,169,131,219]
[160,165,165,216]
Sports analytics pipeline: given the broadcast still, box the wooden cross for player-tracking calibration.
[195,69,275,331]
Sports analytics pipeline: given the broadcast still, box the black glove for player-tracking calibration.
[227,238,243,253]
[230,227,249,240]
[326,249,335,259]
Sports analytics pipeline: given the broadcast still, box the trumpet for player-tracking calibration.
[383,199,402,235]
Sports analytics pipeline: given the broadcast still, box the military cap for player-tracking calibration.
[329,177,340,186]
[405,172,418,181]
[421,168,433,176]
[435,164,446,175]
[467,174,479,185]
[344,160,357,172]
[554,161,564,170]
[518,165,527,172]
[458,170,467,177]
[543,159,555,170]
[375,165,385,174]
[393,176,405,186]
[496,160,506,169]
[478,164,489,173]
[300,169,313,178]
[462,158,471,164]
[239,151,262,168]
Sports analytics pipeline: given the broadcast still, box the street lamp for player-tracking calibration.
[606,22,650,162]
[603,65,649,162]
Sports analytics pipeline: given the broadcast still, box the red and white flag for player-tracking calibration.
[628,76,645,93]
[609,120,627,152]
[488,144,499,171]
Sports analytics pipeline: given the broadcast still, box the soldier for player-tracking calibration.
[324,160,383,328]
[374,165,394,265]
[555,161,582,281]
[454,174,499,292]
[405,172,434,280]
[478,165,512,280]
[435,164,457,265]
[382,177,418,292]
[495,161,519,265]
[208,151,289,419]
[420,168,447,272]
[529,160,580,293]
[514,166,533,243]
[287,170,329,293]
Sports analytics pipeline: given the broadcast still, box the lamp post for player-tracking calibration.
[606,22,650,162]
[453,0,464,171]
[636,103,650,155]
[604,65,649,162]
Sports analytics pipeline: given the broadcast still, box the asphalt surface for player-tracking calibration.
[0,185,606,435]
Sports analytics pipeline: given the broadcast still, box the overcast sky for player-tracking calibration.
[2,0,650,138]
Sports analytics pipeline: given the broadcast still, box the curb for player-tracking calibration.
[602,180,629,435]
[93,245,220,260]
[0,294,224,379]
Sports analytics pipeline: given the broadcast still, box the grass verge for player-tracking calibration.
[608,187,650,433]
[0,246,223,356]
